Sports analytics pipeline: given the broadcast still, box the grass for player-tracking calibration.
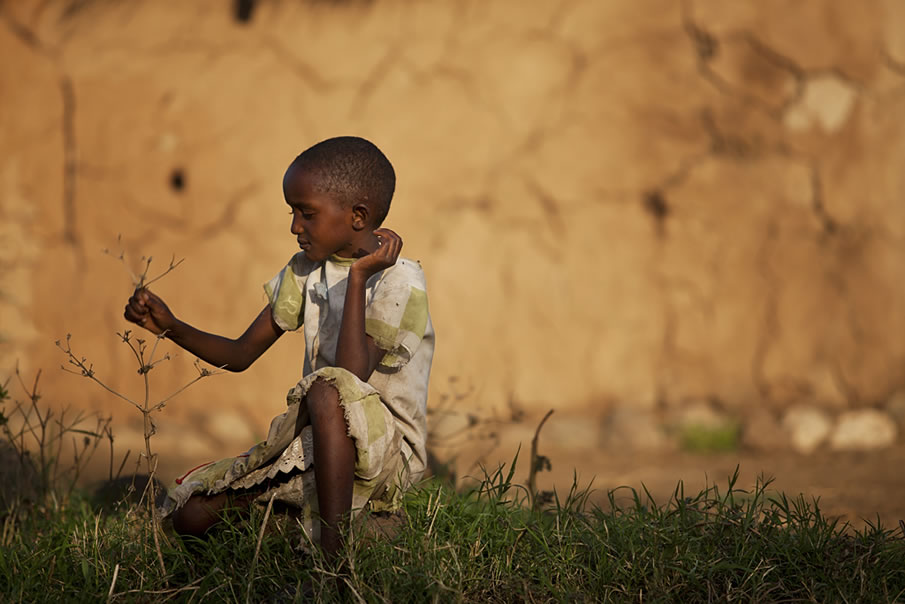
[2,462,904,602]
[3,368,904,602]
[679,421,741,453]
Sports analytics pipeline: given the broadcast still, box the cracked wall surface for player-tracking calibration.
[1,0,903,474]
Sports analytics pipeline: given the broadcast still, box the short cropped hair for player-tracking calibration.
[291,136,396,226]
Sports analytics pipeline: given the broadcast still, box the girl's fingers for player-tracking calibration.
[375,230,402,254]
[375,233,400,259]
[124,306,147,324]
[374,228,401,244]
[386,240,399,258]
[377,236,399,257]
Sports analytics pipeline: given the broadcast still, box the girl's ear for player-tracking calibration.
[351,202,370,231]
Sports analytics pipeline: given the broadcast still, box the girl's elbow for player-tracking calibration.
[222,356,252,372]
[231,349,266,372]
[230,357,256,372]
[226,341,261,372]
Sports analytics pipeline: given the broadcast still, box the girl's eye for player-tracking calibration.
[302,212,314,219]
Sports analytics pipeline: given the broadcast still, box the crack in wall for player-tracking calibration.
[681,0,868,120]
[702,105,838,236]
[524,178,565,235]
[692,32,805,118]
[654,274,676,407]
[1,10,80,249]
[196,181,259,239]
[830,226,878,405]
[261,35,336,91]
[392,56,495,121]
[60,75,77,245]
[772,144,837,235]
[681,2,796,119]
[883,50,905,78]
[751,219,781,402]
[647,2,863,407]
[542,0,583,33]
[504,37,587,158]
[350,43,405,114]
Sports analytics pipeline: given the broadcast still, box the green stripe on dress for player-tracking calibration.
[365,318,400,350]
[266,265,305,330]
[399,287,428,338]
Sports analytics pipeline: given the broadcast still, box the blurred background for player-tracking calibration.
[2,0,904,523]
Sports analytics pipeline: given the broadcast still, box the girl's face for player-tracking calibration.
[283,167,361,262]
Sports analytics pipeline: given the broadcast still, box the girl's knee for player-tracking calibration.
[307,376,338,398]
[305,378,342,415]
[172,494,225,538]
[305,378,353,445]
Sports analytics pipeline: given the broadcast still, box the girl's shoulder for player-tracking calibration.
[287,251,322,277]
[378,257,428,291]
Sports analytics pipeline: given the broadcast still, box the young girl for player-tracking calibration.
[124,136,434,556]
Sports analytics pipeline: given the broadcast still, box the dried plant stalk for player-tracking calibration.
[102,235,185,290]
[57,330,221,575]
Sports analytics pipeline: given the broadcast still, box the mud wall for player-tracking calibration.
[1,0,904,476]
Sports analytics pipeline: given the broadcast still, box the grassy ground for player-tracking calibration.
[2,462,904,603]
[3,378,904,602]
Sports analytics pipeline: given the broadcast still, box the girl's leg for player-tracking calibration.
[172,491,258,538]
[305,377,356,559]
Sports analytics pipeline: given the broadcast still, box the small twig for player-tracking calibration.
[13,364,42,405]
[141,331,171,375]
[60,363,142,411]
[142,255,185,289]
[528,409,554,511]
[117,583,201,598]
[58,335,142,409]
[107,562,120,601]
[102,235,140,284]
[247,493,276,604]
[106,424,115,483]
[114,449,131,483]
[117,331,146,373]
[340,578,367,604]
[153,363,223,411]
[103,237,185,290]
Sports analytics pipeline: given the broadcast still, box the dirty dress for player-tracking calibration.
[160,253,434,540]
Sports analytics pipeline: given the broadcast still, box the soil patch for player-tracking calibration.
[459,444,905,530]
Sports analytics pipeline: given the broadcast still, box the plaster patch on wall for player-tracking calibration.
[783,75,858,133]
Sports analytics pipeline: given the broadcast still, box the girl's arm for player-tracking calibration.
[335,228,402,381]
[316,228,400,559]
[125,291,282,372]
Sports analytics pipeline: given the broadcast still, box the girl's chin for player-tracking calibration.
[303,250,328,262]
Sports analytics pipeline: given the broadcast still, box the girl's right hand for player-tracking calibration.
[350,228,403,280]
[124,288,176,335]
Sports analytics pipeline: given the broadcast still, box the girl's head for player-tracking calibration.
[283,137,396,261]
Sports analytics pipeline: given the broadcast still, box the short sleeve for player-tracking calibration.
[263,253,311,331]
[365,260,430,368]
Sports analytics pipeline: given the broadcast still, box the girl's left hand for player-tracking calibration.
[350,228,402,278]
